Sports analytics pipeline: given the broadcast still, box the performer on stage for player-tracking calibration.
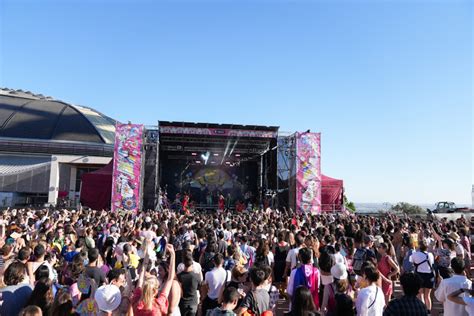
[182,193,190,215]
[218,193,225,211]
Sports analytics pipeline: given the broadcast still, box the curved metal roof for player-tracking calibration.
[0,88,115,144]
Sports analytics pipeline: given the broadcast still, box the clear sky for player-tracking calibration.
[0,0,472,205]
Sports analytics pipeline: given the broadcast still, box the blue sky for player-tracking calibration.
[0,0,472,204]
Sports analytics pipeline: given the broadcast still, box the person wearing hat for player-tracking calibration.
[450,232,467,262]
[321,263,355,316]
[94,283,122,315]
[436,238,457,279]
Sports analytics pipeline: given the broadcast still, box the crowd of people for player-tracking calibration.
[0,206,472,316]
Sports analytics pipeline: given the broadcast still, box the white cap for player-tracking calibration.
[94,285,121,312]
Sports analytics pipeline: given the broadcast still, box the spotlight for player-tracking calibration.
[213,153,219,156]
[235,154,241,157]
[195,161,201,164]
[201,152,210,164]
[191,153,197,156]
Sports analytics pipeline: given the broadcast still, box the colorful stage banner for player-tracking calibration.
[295,132,321,214]
[111,123,144,213]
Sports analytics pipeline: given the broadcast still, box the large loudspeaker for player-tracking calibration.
[142,129,159,210]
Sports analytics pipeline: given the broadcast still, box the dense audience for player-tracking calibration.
[0,206,471,316]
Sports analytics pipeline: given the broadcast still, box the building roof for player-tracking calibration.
[0,88,115,144]
[0,155,51,175]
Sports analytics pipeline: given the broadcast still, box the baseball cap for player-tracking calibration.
[331,263,348,280]
[363,235,375,244]
[94,285,121,312]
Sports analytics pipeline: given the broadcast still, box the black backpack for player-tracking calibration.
[352,248,367,276]
[254,254,270,267]
[203,252,216,274]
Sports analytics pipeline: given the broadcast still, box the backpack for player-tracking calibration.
[203,252,216,274]
[254,254,270,267]
[352,248,367,276]
[224,258,236,271]
[414,252,433,273]
[402,249,415,273]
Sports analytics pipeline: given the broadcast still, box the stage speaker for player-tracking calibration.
[142,129,159,210]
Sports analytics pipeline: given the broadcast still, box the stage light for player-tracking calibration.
[213,153,219,156]
[191,153,197,156]
[235,154,241,157]
[195,161,201,164]
[210,161,216,164]
[225,161,230,165]
[201,152,210,164]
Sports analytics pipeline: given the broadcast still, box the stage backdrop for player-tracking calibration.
[111,123,144,213]
[296,132,321,214]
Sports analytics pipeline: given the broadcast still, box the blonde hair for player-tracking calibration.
[141,276,160,310]
[19,305,42,316]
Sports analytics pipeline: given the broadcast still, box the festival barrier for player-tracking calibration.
[111,123,144,213]
[295,132,322,214]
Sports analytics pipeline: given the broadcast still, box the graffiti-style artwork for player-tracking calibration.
[296,133,321,214]
[111,123,144,213]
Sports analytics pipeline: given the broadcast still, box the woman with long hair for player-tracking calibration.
[26,277,54,315]
[158,260,182,316]
[377,242,399,304]
[273,231,290,284]
[51,287,77,316]
[254,240,273,268]
[132,242,176,315]
[290,286,318,316]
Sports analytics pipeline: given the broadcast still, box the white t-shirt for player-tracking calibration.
[409,251,434,273]
[463,296,474,316]
[434,275,472,316]
[267,252,274,266]
[355,284,385,316]
[456,243,466,258]
[177,261,203,281]
[286,247,301,270]
[204,267,229,300]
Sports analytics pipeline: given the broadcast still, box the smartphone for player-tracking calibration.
[157,237,167,259]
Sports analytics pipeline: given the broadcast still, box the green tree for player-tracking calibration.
[344,195,356,212]
[390,202,424,214]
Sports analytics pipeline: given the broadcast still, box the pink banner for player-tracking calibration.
[160,126,277,138]
[111,123,144,213]
[296,132,321,214]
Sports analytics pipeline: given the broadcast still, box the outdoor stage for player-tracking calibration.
[157,121,278,210]
[80,121,344,213]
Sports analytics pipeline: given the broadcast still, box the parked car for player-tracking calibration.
[427,201,469,214]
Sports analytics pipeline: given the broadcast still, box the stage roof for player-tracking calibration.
[158,121,278,163]
[159,121,279,133]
